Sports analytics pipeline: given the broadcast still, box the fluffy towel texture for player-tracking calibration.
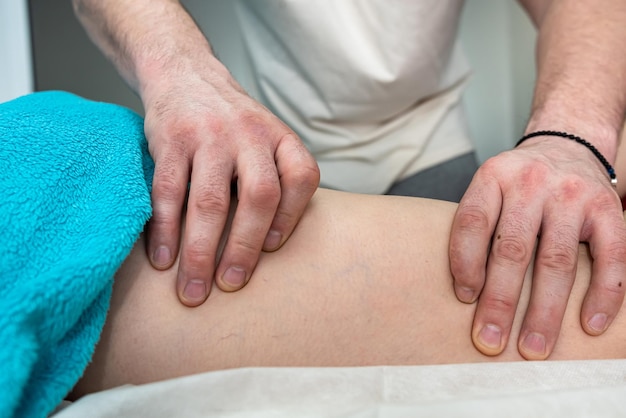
[0,91,154,418]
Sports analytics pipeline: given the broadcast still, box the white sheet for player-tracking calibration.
[55,360,626,417]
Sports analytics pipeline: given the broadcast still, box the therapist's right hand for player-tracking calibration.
[142,57,320,307]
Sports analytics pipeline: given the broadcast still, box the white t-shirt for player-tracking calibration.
[236,0,473,193]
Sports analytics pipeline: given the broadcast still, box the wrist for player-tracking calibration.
[516,130,617,186]
[119,1,231,105]
[137,47,232,107]
[525,103,620,165]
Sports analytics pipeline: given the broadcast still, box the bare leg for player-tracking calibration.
[72,189,626,397]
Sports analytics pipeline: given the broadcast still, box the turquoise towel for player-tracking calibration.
[0,91,154,418]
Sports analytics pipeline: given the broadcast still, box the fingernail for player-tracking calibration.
[456,286,476,303]
[264,230,283,251]
[183,280,207,303]
[521,332,546,357]
[222,266,247,289]
[478,324,502,350]
[152,245,172,267]
[588,313,608,333]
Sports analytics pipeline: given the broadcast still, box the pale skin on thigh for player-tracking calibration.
[71,188,626,398]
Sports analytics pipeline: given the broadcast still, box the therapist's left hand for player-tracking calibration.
[449,135,626,360]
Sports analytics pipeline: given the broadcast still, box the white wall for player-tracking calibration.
[0,0,33,103]
[459,0,537,161]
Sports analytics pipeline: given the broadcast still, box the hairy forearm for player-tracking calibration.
[72,0,229,100]
[520,0,626,161]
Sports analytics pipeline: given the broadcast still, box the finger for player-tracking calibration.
[517,209,582,360]
[146,151,189,271]
[449,163,502,304]
[177,150,232,306]
[472,195,542,356]
[262,133,320,252]
[215,146,281,292]
[581,199,626,336]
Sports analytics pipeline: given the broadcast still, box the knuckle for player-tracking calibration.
[273,208,297,230]
[477,156,502,175]
[247,178,282,209]
[193,186,230,216]
[272,200,307,232]
[152,171,185,202]
[606,240,626,264]
[288,161,321,192]
[455,205,490,234]
[183,246,214,270]
[164,119,201,143]
[228,234,260,254]
[481,292,518,315]
[596,276,626,298]
[492,235,528,264]
[482,153,551,188]
[147,212,176,232]
[203,116,227,139]
[237,110,273,139]
[150,107,227,152]
[596,221,626,258]
[276,133,321,191]
[592,191,622,213]
[448,246,477,280]
[448,253,466,275]
[152,114,191,141]
[524,305,562,331]
[478,154,530,178]
[556,177,586,202]
[515,165,550,195]
[536,246,578,273]
[604,282,625,297]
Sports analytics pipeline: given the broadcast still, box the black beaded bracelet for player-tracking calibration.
[516,130,617,187]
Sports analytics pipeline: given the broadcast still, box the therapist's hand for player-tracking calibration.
[449,136,626,359]
[71,0,319,308]
[143,63,320,307]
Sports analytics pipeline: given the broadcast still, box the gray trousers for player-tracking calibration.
[385,152,479,203]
